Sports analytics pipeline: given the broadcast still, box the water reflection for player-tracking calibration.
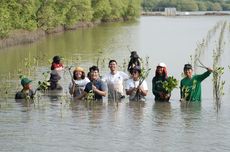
[127,101,145,125]
[180,101,202,128]
[152,101,172,126]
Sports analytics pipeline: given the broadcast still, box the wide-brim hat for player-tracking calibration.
[74,67,84,72]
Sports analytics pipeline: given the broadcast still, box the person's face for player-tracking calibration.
[184,69,193,78]
[156,66,164,75]
[90,70,99,80]
[132,70,140,79]
[74,71,83,79]
[109,62,117,71]
[24,83,32,90]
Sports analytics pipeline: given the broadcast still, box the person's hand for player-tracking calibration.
[160,93,169,100]
[206,67,213,72]
[92,85,96,91]
[72,79,75,85]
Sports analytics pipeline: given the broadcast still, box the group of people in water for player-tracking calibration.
[15,51,213,103]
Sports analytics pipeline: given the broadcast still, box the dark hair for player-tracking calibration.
[184,64,192,70]
[52,56,61,64]
[73,71,85,80]
[131,66,141,74]
[130,51,139,59]
[89,65,99,72]
[109,60,117,65]
[155,67,167,80]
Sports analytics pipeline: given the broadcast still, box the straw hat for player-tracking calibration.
[74,67,84,72]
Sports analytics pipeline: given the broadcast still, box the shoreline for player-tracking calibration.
[141,11,230,16]
[1,12,229,50]
[0,21,97,50]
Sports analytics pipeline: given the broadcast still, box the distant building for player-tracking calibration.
[164,8,177,16]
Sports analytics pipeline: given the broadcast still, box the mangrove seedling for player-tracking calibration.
[162,76,178,93]
[36,71,50,92]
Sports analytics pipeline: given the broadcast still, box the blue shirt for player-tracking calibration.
[84,79,106,100]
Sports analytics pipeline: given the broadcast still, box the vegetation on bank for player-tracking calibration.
[142,0,230,12]
[0,0,141,38]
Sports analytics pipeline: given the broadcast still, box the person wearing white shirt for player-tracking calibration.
[125,66,148,101]
[69,67,90,98]
[102,60,129,100]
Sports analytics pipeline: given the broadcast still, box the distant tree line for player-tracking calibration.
[0,0,141,38]
[142,0,230,12]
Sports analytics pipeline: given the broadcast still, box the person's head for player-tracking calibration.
[130,51,139,59]
[73,67,85,80]
[156,62,167,77]
[131,66,141,80]
[52,56,61,64]
[183,64,193,78]
[21,77,32,90]
[108,60,117,72]
[89,66,100,80]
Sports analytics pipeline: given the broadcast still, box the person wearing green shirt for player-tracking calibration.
[180,64,213,102]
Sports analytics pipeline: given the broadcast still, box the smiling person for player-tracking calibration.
[76,66,106,101]
[125,66,148,102]
[180,64,213,102]
[152,62,170,101]
[102,60,129,100]
[69,67,90,98]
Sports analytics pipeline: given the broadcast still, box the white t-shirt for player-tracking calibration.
[125,78,148,100]
[102,71,129,97]
[69,77,90,96]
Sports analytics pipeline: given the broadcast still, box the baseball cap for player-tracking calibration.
[184,64,192,70]
[21,77,32,86]
[157,62,167,68]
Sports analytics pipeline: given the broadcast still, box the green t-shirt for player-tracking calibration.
[180,71,211,102]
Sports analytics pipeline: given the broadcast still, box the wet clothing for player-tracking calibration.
[180,71,211,102]
[152,76,170,101]
[51,63,63,70]
[125,78,148,101]
[15,89,34,100]
[69,78,90,97]
[127,58,141,73]
[49,70,62,90]
[102,71,129,100]
[84,79,106,100]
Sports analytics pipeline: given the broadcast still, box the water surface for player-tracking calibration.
[0,16,230,152]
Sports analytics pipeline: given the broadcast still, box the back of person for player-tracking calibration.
[127,51,141,74]
[49,55,63,90]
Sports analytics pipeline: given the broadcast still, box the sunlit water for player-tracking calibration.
[0,16,230,152]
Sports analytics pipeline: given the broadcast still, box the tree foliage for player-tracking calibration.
[142,0,230,11]
[0,0,141,38]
